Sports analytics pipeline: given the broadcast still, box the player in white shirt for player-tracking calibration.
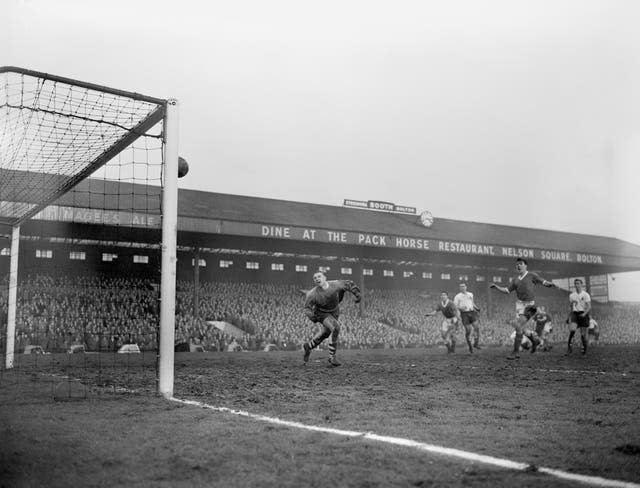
[453,283,481,353]
[566,278,591,355]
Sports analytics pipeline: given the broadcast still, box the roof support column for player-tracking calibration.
[358,261,365,318]
[193,247,200,319]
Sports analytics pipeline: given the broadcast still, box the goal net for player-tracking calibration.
[0,67,179,402]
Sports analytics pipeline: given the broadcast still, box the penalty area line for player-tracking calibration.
[169,397,639,488]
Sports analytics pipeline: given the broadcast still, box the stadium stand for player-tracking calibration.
[8,275,640,353]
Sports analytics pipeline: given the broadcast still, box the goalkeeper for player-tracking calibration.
[302,271,361,367]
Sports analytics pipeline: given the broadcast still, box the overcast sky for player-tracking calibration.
[5,0,640,300]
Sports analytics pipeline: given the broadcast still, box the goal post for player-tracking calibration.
[158,99,179,398]
[0,66,179,398]
[5,225,19,369]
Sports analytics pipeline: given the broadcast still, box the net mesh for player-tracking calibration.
[0,69,164,224]
[0,68,167,402]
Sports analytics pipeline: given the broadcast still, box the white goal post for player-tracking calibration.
[159,98,179,398]
[0,66,179,398]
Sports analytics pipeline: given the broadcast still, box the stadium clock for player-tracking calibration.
[419,211,434,228]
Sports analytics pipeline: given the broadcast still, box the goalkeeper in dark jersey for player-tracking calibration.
[302,271,361,367]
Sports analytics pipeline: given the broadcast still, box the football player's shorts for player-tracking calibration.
[460,310,478,325]
[314,311,340,324]
[515,300,537,319]
[569,311,590,328]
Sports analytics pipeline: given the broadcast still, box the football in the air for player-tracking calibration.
[178,157,189,178]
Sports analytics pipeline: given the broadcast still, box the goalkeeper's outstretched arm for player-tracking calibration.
[343,280,362,303]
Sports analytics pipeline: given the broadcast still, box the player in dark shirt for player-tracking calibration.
[490,258,556,359]
[425,292,463,354]
[302,271,361,367]
[532,306,553,351]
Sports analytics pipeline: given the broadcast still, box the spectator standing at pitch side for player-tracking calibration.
[490,258,557,360]
[425,291,463,354]
[302,271,361,367]
[453,282,481,353]
[566,278,592,355]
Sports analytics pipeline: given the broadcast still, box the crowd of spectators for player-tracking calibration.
[2,274,159,353]
[2,275,639,353]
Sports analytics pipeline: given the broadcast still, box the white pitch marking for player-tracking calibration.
[458,365,630,377]
[538,369,607,375]
[538,467,640,488]
[170,397,640,488]
[533,369,630,377]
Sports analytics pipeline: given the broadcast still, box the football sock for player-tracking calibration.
[307,337,323,350]
[567,331,575,350]
[465,334,473,352]
[513,332,523,354]
[328,343,337,359]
